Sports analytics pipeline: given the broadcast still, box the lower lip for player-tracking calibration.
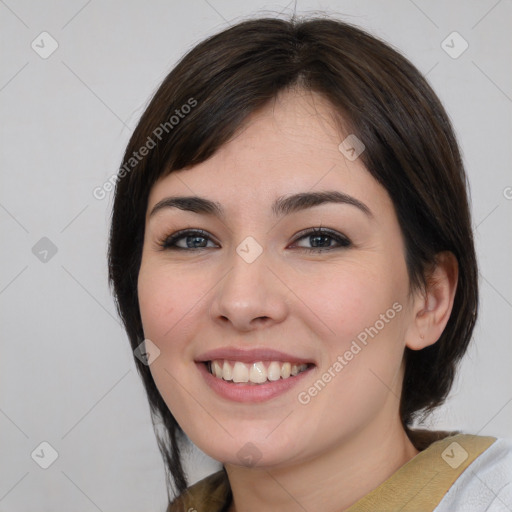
[196,362,314,403]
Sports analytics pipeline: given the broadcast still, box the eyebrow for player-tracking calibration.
[149,190,373,219]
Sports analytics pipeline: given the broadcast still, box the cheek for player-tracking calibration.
[137,261,208,352]
[295,260,410,405]
[137,261,211,424]
[137,258,196,330]
[296,260,406,346]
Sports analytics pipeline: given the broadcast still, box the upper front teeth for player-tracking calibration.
[209,360,308,384]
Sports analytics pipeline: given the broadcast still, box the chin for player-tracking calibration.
[189,425,307,469]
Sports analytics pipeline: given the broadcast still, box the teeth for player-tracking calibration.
[232,362,249,383]
[281,362,291,379]
[267,361,281,381]
[249,361,267,383]
[213,361,223,378]
[207,360,308,384]
[222,361,233,381]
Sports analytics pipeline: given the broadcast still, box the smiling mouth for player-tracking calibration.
[206,360,312,385]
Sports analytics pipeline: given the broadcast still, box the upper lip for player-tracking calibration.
[195,347,315,365]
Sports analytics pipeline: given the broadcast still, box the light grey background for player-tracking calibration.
[1,1,511,511]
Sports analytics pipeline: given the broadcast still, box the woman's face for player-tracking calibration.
[138,89,417,468]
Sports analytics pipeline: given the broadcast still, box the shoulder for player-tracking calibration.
[167,470,230,512]
[434,435,512,512]
[346,432,507,512]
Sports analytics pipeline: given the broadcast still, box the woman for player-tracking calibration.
[108,16,512,512]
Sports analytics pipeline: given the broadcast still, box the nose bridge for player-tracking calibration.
[209,235,288,329]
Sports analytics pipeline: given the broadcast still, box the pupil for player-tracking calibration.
[311,235,330,247]
[187,236,206,248]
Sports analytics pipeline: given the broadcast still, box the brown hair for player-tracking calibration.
[108,16,478,497]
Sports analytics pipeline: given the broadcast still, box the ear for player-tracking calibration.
[405,251,458,350]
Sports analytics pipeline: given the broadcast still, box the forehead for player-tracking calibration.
[147,89,392,216]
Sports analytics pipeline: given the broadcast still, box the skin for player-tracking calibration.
[137,88,458,512]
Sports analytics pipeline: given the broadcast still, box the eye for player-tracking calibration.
[160,229,218,250]
[290,227,351,252]
[159,227,351,252]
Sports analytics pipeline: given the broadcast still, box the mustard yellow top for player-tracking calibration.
[168,433,497,512]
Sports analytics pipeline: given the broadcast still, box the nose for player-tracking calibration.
[208,246,289,332]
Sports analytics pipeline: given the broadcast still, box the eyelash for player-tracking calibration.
[158,227,351,253]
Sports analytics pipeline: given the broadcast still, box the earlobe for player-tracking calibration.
[406,251,458,351]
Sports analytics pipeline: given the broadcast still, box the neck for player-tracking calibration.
[225,417,419,512]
